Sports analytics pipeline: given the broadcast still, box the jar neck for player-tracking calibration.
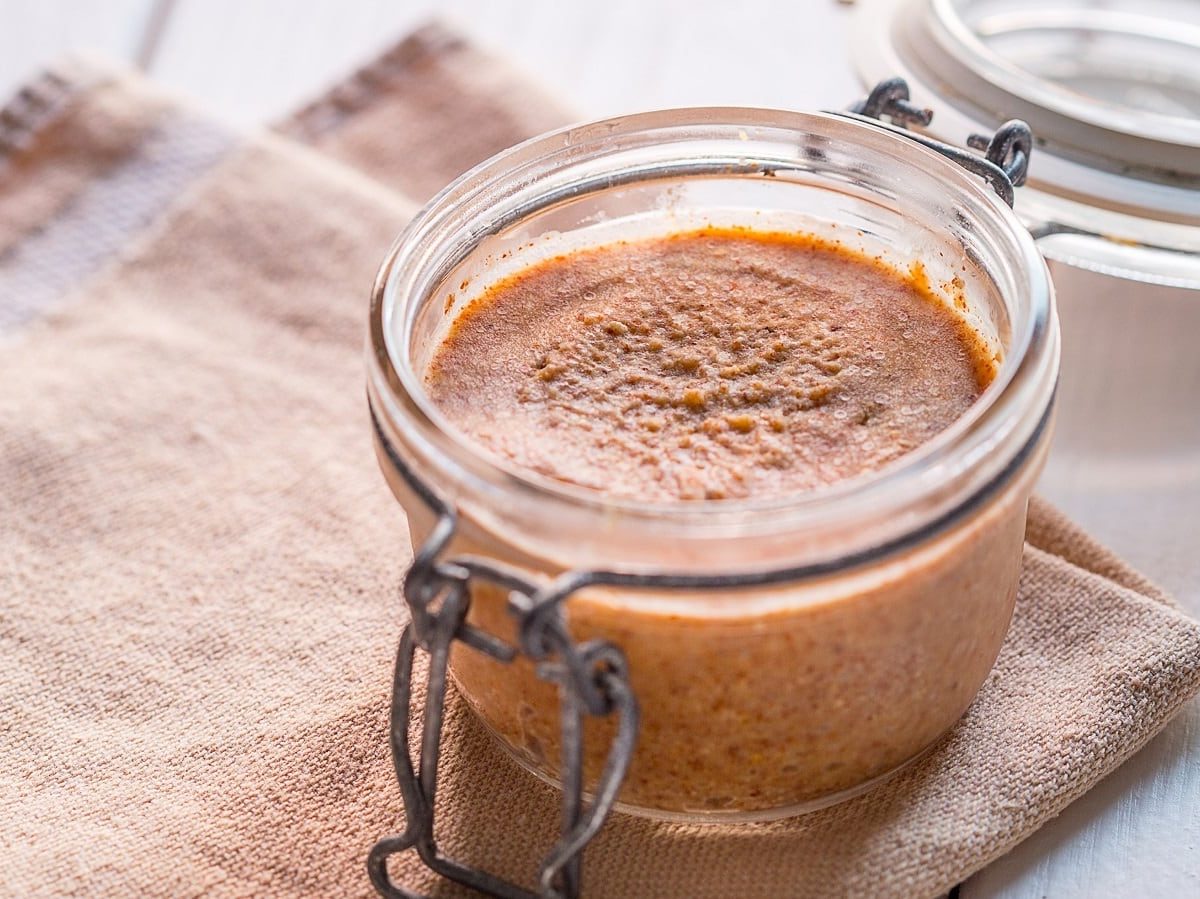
[369,108,1059,575]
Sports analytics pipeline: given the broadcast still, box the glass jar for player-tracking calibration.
[852,0,1200,593]
[367,107,1060,820]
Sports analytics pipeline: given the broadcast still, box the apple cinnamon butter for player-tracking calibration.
[414,227,1025,815]
[370,109,1059,823]
[426,228,996,501]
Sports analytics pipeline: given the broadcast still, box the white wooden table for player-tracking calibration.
[3,1,1197,896]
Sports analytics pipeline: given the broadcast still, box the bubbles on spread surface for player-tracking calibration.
[426,227,994,502]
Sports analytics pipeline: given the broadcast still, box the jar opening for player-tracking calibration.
[368,108,1057,573]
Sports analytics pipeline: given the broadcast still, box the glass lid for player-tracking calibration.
[938,0,1200,148]
[852,0,1200,231]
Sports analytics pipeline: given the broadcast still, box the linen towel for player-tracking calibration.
[2,25,1199,899]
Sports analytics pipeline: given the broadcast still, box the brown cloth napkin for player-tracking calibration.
[2,25,1199,899]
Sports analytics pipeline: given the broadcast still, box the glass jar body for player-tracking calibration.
[378,433,1049,819]
[368,107,1058,822]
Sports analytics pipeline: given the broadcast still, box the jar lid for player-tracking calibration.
[852,0,1200,233]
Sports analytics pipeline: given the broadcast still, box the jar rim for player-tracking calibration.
[852,0,1200,235]
[368,106,1058,570]
[931,0,1200,152]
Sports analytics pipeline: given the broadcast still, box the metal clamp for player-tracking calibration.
[840,77,1033,206]
[366,411,639,899]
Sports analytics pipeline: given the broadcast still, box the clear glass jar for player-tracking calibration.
[367,108,1060,820]
[852,0,1200,593]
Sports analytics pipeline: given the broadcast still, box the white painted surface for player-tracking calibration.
[1,2,1197,897]
[145,0,861,127]
[0,0,156,95]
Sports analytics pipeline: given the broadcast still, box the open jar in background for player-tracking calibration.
[853,0,1200,594]
[367,107,1059,824]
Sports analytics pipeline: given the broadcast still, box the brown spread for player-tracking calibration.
[416,227,1026,817]
[427,227,995,501]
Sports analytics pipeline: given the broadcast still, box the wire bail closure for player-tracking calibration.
[366,409,639,899]
[840,77,1033,207]
[366,79,1035,899]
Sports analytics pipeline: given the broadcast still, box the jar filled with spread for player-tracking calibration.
[365,101,1059,874]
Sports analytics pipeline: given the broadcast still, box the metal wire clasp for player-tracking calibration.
[840,77,1033,206]
[366,411,639,899]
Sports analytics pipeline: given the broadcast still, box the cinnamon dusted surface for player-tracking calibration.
[427,229,994,501]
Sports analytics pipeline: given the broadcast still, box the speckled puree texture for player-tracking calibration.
[426,227,996,502]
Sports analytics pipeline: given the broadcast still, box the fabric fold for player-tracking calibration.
[281,21,573,202]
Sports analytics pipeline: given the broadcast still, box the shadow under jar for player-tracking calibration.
[367,109,1060,821]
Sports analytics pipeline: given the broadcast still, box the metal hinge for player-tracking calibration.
[838,77,1033,206]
